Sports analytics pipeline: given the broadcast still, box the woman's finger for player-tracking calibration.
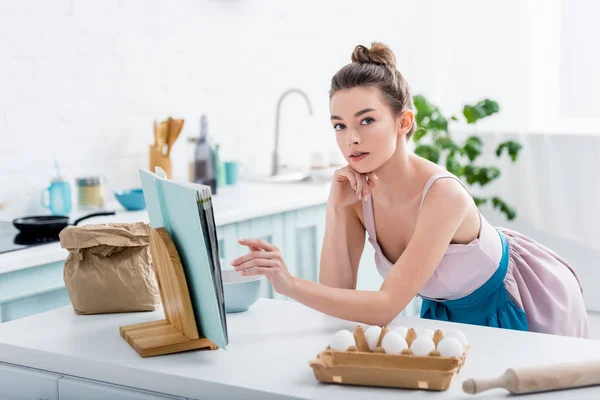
[234,257,278,271]
[353,170,363,199]
[361,174,369,199]
[231,250,276,266]
[336,167,357,190]
[367,175,376,190]
[238,238,277,252]
[240,266,273,277]
[366,172,378,182]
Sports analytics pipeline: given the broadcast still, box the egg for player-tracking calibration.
[417,328,435,340]
[393,326,409,339]
[444,329,468,350]
[381,332,408,354]
[410,335,436,356]
[364,325,383,351]
[437,337,464,357]
[329,329,355,351]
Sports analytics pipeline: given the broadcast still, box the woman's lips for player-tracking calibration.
[349,152,369,162]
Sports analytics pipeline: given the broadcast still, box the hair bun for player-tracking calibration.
[351,42,397,69]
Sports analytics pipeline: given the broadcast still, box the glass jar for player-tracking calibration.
[77,177,104,210]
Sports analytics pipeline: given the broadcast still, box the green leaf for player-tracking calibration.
[463,99,500,124]
[413,95,430,114]
[496,140,523,162]
[477,167,501,186]
[466,136,482,146]
[413,94,448,133]
[445,154,462,176]
[491,196,517,221]
[462,136,483,161]
[414,144,440,164]
[412,128,428,142]
[435,136,459,152]
[463,165,500,186]
[472,196,488,207]
[463,165,479,185]
[508,141,522,161]
[482,99,500,114]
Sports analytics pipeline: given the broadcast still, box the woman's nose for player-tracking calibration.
[346,128,360,146]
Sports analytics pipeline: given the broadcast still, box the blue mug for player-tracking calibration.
[41,180,72,215]
[224,161,248,185]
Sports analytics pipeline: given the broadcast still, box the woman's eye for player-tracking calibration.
[333,123,346,131]
[361,117,375,125]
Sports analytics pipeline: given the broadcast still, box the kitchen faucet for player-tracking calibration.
[272,88,313,176]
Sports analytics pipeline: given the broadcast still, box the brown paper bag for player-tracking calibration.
[59,222,161,314]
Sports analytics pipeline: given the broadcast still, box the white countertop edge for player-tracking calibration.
[0,182,330,274]
[215,194,327,226]
[0,246,68,274]
[0,344,300,400]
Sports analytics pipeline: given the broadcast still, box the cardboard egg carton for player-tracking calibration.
[309,325,469,391]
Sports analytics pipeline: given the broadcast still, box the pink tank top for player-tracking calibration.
[362,173,503,301]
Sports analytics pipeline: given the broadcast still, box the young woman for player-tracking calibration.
[231,42,590,338]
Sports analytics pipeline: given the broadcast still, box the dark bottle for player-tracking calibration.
[193,115,217,194]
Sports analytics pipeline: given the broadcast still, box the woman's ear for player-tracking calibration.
[397,110,414,136]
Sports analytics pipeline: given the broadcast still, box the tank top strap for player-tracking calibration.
[419,172,473,210]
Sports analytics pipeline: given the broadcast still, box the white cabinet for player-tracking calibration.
[0,362,60,400]
[58,377,185,400]
[0,261,70,323]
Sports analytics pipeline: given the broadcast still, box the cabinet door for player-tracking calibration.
[0,261,71,323]
[216,224,237,266]
[58,377,185,400]
[0,362,60,400]
[291,206,325,283]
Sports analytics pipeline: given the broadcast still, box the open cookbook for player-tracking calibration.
[139,168,228,349]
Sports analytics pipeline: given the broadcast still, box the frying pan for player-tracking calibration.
[12,211,116,237]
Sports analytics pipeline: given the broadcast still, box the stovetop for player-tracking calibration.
[0,221,60,254]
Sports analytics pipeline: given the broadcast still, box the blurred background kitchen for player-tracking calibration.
[0,0,599,329]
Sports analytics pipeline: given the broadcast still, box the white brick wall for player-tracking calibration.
[0,0,597,218]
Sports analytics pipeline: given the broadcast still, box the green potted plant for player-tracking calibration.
[412,95,522,221]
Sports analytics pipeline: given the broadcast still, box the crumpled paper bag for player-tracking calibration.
[59,222,160,314]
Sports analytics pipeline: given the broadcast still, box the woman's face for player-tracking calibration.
[330,85,404,174]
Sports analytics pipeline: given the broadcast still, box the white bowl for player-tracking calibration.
[221,269,264,313]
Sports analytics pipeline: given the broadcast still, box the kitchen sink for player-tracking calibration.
[260,171,312,184]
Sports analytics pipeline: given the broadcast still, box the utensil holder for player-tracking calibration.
[149,145,172,179]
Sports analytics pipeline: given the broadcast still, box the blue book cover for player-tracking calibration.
[139,169,228,349]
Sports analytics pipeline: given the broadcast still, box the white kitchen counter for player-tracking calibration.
[0,181,330,274]
[1,298,600,399]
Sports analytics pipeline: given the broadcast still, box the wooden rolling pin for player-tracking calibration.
[463,360,600,395]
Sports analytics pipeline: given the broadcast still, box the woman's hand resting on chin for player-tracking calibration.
[328,165,378,208]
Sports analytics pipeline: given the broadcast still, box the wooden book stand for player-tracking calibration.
[120,227,218,357]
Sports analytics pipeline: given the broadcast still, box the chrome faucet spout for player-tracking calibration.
[272,88,313,176]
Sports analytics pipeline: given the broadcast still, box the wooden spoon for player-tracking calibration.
[163,118,171,156]
[156,120,168,155]
[166,118,184,157]
[153,120,159,152]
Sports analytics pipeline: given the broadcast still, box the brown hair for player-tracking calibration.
[330,42,416,140]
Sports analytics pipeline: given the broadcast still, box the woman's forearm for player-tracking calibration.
[319,206,353,288]
[319,205,362,289]
[286,277,401,326]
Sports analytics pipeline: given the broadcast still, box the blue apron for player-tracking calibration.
[420,231,528,331]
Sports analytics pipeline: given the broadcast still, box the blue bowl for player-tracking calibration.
[221,269,264,313]
[114,188,147,211]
